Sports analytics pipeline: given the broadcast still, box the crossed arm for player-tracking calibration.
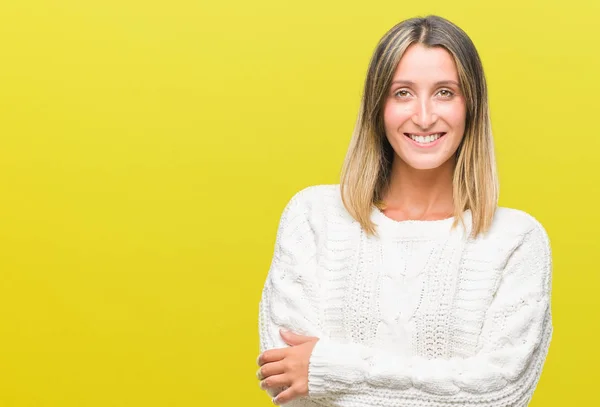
[257,194,553,406]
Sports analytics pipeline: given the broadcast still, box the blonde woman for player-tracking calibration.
[256,15,552,407]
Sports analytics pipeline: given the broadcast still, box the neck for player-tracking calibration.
[381,155,455,221]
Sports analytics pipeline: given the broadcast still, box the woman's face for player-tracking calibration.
[383,43,467,171]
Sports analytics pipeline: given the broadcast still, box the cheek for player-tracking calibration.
[383,103,412,129]
[439,102,466,127]
[440,103,467,152]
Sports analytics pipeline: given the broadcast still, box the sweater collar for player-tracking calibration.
[370,205,472,240]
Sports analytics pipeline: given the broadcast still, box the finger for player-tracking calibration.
[259,373,290,391]
[258,348,286,366]
[257,360,285,380]
[280,330,318,346]
[273,385,300,405]
[266,386,284,399]
[280,330,309,346]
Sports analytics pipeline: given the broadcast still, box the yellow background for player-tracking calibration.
[0,0,598,405]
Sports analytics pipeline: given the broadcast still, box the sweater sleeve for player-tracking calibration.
[258,188,324,355]
[307,219,553,407]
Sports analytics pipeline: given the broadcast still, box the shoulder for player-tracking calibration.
[465,207,552,271]
[282,183,347,222]
[277,183,357,246]
[273,184,348,260]
[276,183,343,231]
[486,207,550,244]
[285,183,340,209]
[490,208,553,295]
[485,207,552,270]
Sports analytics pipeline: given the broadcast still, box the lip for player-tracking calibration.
[403,132,446,148]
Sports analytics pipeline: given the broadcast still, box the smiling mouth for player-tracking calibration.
[404,132,447,145]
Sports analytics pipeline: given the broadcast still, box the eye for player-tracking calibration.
[394,89,411,98]
[437,89,454,98]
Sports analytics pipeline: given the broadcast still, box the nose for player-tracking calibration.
[411,98,437,129]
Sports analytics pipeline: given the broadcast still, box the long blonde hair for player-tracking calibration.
[340,15,498,238]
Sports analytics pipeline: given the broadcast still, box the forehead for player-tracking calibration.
[393,43,459,83]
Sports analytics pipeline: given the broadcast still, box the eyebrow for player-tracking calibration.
[391,80,460,87]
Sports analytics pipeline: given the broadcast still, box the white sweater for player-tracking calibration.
[258,184,553,407]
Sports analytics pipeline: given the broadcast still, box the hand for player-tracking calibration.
[256,329,320,405]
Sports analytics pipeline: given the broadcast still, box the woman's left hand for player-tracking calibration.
[256,329,320,405]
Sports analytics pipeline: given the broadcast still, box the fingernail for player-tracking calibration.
[256,354,261,365]
[272,397,279,405]
[256,368,263,380]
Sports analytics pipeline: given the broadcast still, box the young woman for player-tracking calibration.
[256,15,552,407]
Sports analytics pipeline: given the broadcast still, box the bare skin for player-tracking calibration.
[256,330,318,405]
[380,159,455,221]
[380,43,466,221]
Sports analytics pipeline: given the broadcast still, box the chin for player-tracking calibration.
[401,156,452,171]
[408,162,444,171]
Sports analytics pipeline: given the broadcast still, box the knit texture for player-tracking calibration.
[258,184,553,407]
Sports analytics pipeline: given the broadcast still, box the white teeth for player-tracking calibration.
[408,133,443,144]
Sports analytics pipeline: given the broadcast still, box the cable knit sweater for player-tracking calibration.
[258,184,553,407]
